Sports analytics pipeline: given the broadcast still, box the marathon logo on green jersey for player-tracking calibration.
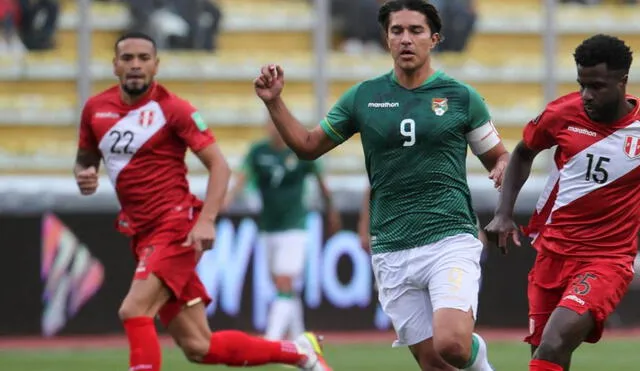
[367,102,399,108]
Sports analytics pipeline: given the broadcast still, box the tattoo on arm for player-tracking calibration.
[75,148,101,170]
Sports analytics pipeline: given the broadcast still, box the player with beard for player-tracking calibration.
[73,32,332,371]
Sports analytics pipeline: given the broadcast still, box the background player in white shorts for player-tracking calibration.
[224,120,341,340]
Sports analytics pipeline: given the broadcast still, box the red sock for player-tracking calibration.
[123,317,161,371]
[530,359,563,371]
[201,330,306,366]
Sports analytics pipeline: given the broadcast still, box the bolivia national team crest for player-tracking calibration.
[432,98,448,116]
[138,110,154,128]
[624,135,640,158]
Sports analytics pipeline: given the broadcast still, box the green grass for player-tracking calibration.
[1,340,638,370]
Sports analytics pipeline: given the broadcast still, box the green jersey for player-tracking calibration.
[320,70,491,254]
[242,140,320,232]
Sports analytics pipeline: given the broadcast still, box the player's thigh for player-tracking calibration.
[427,234,483,339]
[120,272,173,319]
[554,258,634,345]
[120,242,175,319]
[266,230,307,279]
[159,271,212,329]
[127,221,203,321]
[372,250,434,348]
[524,252,567,348]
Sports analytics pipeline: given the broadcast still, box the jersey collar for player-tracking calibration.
[390,69,443,89]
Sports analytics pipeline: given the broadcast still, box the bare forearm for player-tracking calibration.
[496,147,535,217]
[358,187,370,232]
[489,152,510,172]
[317,178,334,210]
[265,97,315,158]
[200,163,231,222]
[74,148,100,175]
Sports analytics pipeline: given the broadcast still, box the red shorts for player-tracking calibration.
[129,207,211,327]
[525,251,634,346]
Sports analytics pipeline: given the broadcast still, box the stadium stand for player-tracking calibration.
[1,0,640,176]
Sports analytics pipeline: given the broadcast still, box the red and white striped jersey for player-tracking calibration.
[78,83,215,233]
[522,92,640,261]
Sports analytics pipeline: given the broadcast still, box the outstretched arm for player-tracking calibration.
[264,97,338,160]
[255,64,359,160]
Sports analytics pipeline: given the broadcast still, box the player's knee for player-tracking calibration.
[433,335,471,368]
[274,275,294,293]
[118,300,146,321]
[179,336,210,363]
[534,334,568,362]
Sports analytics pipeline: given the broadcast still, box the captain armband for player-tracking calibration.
[466,121,501,155]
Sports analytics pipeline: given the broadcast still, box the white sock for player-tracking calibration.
[463,333,494,371]
[288,296,305,340]
[264,294,295,340]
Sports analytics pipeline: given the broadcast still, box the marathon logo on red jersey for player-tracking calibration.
[138,110,155,128]
[624,135,640,158]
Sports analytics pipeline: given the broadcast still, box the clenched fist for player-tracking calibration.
[254,64,285,103]
[75,166,99,195]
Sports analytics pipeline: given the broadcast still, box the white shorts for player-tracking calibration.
[261,230,307,277]
[371,233,483,347]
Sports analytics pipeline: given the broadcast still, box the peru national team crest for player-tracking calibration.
[624,135,640,158]
[432,98,448,116]
[138,110,154,128]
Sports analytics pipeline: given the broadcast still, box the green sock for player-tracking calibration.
[277,291,293,299]
[463,334,480,369]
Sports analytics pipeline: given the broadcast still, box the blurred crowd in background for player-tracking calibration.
[0,0,638,55]
[0,0,478,56]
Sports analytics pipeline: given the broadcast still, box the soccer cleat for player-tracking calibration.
[293,332,332,371]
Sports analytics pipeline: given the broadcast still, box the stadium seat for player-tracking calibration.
[1,0,639,176]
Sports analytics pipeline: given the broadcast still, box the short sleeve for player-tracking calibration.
[466,85,492,132]
[170,99,216,152]
[78,100,98,151]
[319,83,361,144]
[523,110,557,151]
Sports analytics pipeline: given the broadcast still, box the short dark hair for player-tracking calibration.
[574,34,633,74]
[378,0,442,35]
[114,31,157,55]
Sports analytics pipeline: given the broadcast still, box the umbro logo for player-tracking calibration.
[368,102,399,108]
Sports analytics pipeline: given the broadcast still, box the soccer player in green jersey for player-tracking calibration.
[224,119,341,341]
[254,1,508,369]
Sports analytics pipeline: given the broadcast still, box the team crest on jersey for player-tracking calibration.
[432,98,448,116]
[138,110,154,128]
[624,135,640,158]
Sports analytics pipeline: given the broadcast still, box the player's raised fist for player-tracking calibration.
[75,166,99,195]
[254,64,285,102]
